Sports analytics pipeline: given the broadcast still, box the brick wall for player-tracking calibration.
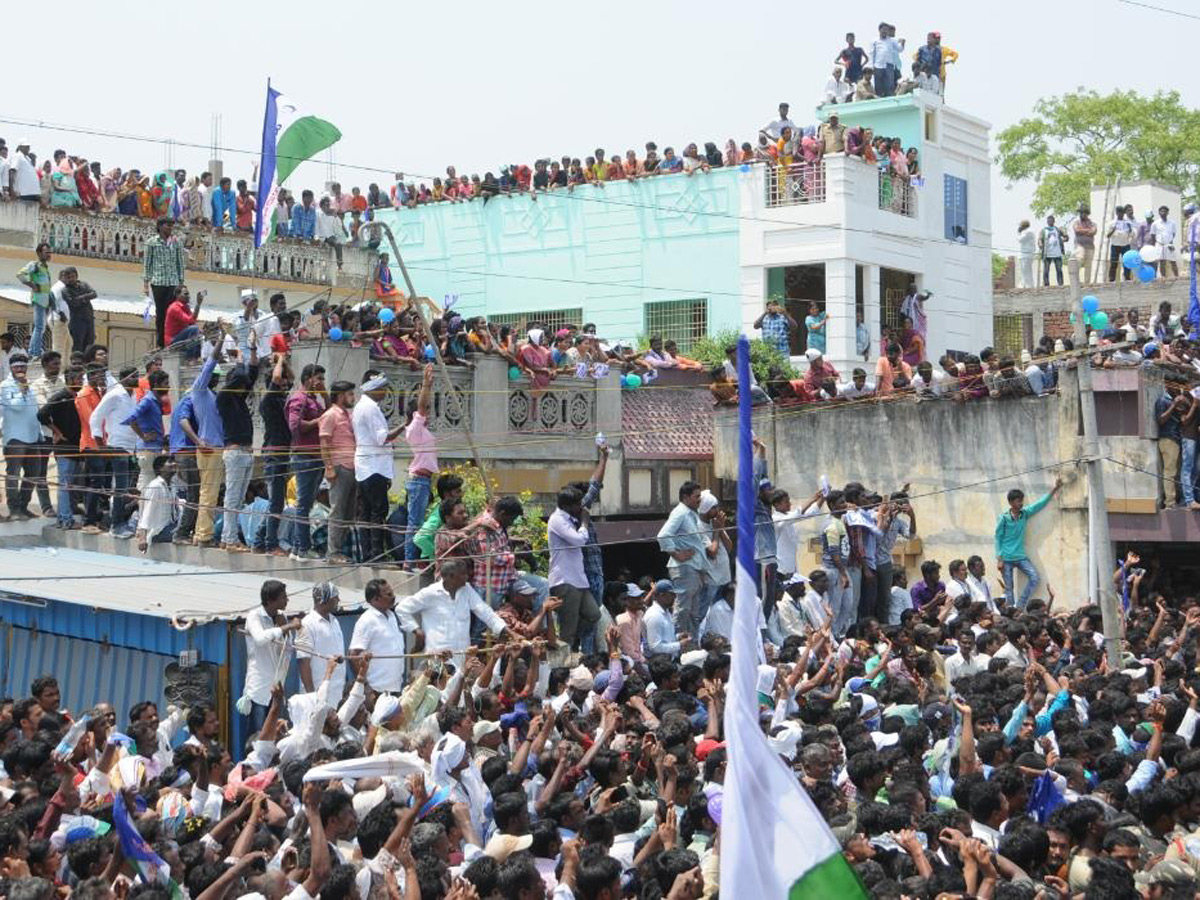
[1042,303,1156,343]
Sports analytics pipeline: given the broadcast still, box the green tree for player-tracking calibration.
[689,328,798,382]
[439,463,548,574]
[995,90,1200,217]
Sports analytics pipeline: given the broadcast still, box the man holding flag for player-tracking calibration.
[721,335,867,899]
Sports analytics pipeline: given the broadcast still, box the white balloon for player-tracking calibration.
[1139,243,1161,263]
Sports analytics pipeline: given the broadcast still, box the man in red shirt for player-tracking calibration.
[235,180,256,231]
[164,287,206,359]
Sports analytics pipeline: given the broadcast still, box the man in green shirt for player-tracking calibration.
[15,242,51,357]
[142,217,186,350]
[412,472,464,563]
[995,476,1062,610]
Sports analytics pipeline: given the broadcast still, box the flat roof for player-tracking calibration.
[0,286,224,321]
[0,547,366,622]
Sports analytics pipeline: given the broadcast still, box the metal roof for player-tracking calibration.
[0,286,225,321]
[0,547,366,622]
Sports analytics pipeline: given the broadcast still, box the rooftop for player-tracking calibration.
[0,546,367,623]
[621,373,714,460]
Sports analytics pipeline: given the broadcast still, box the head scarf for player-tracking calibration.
[431,732,467,787]
[698,489,719,515]
[370,694,402,727]
[527,328,545,347]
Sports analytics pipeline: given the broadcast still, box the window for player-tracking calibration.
[992,314,1032,359]
[925,110,937,142]
[643,299,708,352]
[944,175,968,243]
[489,307,583,334]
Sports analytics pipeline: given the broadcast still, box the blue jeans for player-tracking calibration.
[873,65,897,97]
[1002,558,1040,609]
[1183,438,1197,506]
[109,452,135,530]
[55,454,77,525]
[29,303,46,357]
[826,565,853,638]
[404,475,431,562]
[291,454,324,552]
[259,452,291,550]
[170,324,202,360]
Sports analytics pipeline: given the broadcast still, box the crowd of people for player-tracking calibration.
[4,420,1200,899]
[1014,205,1200,289]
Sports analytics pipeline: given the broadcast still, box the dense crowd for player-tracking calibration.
[4,424,1200,899]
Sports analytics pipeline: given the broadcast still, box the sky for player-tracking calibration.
[4,0,1198,260]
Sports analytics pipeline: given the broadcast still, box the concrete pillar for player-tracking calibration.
[824,257,857,367]
[865,264,882,362]
[291,342,368,387]
[472,356,510,445]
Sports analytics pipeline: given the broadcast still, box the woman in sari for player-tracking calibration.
[800,127,822,198]
[899,315,925,367]
[374,252,402,301]
[116,172,139,215]
[183,177,205,224]
[517,328,555,403]
[135,176,154,218]
[150,172,174,218]
[75,161,100,211]
[99,168,121,213]
[49,161,81,208]
[724,139,739,168]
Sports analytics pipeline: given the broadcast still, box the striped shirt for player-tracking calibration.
[142,235,185,286]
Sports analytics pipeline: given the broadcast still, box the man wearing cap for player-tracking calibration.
[353,368,406,563]
[296,582,346,698]
[656,479,710,639]
[233,290,274,360]
[497,579,562,641]
[802,349,839,394]
[644,579,689,657]
[397,558,508,667]
[818,113,845,155]
[697,489,732,622]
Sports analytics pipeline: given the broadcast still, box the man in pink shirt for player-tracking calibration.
[615,584,648,677]
[875,342,914,395]
[319,380,357,564]
[404,364,438,565]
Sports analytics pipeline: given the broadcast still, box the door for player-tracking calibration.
[106,326,155,367]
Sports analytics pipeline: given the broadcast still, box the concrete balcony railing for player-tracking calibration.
[0,202,374,289]
[165,349,620,466]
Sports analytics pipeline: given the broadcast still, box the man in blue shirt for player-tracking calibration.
[657,479,709,640]
[182,352,224,547]
[995,477,1062,609]
[290,190,318,240]
[169,391,199,543]
[124,369,170,492]
[210,177,237,230]
[0,355,43,518]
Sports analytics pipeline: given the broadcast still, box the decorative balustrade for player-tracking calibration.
[878,171,917,217]
[375,363,473,434]
[508,380,598,433]
[764,160,827,208]
[37,209,368,287]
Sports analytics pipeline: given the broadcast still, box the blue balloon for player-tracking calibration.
[1122,249,1143,270]
[1081,295,1099,314]
[739,164,751,173]
[424,345,436,359]
[1137,264,1156,283]
[328,327,343,341]
[624,373,642,389]
[379,307,396,325]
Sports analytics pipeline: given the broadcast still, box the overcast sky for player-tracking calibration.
[4,0,1196,259]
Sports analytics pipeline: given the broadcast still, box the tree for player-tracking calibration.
[995,90,1200,217]
[689,328,798,383]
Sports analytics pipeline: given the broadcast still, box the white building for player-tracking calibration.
[739,89,993,372]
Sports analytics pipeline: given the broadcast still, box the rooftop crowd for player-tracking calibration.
[1,426,1200,899]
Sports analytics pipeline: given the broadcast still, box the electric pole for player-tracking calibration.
[1068,258,1121,670]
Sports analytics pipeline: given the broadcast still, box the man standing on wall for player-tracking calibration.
[995,476,1063,609]
[143,217,186,349]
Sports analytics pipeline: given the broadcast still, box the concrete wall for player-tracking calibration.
[366,170,744,345]
[713,378,1092,603]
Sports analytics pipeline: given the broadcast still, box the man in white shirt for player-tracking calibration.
[823,68,853,105]
[397,558,508,667]
[352,371,404,562]
[839,368,876,400]
[296,581,347,699]
[243,579,303,732]
[945,627,988,686]
[548,485,601,651]
[771,488,824,578]
[869,23,905,97]
[944,559,973,603]
[349,577,408,692]
[135,455,179,552]
[1152,205,1179,278]
[315,197,347,270]
[644,579,690,657]
[966,556,998,614]
[89,365,140,538]
[9,142,41,201]
[993,622,1031,670]
[761,102,798,141]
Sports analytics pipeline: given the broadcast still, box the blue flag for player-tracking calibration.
[114,792,182,897]
[1026,770,1066,824]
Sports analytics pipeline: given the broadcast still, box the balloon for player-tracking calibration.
[739,164,751,173]
[1138,243,1161,264]
[328,327,343,341]
[1122,249,1143,270]
[624,373,642,389]
[379,307,396,325]
[424,345,436,359]
[1083,312,1092,327]
[1091,311,1109,330]
[1081,295,1099,314]
[508,366,521,381]
[1137,264,1157,283]
[1069,312,1077,324]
